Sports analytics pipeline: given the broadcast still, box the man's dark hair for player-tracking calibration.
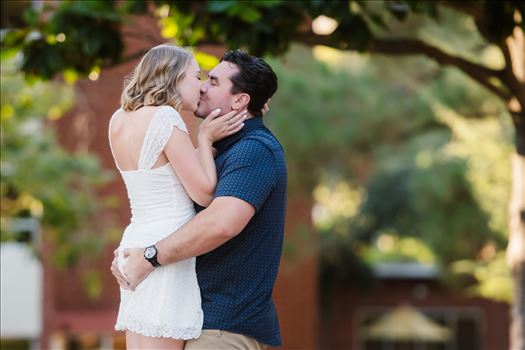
[221,50,278,117]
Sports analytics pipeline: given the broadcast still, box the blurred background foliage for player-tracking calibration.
[266,44,512,302]
[0,57,115,298]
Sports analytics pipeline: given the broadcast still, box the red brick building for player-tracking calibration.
[321,263,509,350]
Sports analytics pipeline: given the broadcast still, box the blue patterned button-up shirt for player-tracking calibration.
[195,116,287,347]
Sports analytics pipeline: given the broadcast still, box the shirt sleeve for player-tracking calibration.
[215,139,277,212]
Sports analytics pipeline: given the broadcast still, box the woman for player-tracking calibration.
[107,44,246,349]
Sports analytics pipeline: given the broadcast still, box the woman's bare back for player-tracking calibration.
[109,106,170,171]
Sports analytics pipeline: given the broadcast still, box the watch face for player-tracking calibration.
[144,247,156,259]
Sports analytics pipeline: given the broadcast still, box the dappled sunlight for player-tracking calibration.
[312,179,363,231]
[312,45,370,73]
[417,6,492,68]
[434,104,512,236]
[194,50,219,71]
[311,15,338,35]
[415,150,433,169]
[160,17,178,38]
[1,59,75,122]
[366,233,437,264]
[451,252,512,302]
[88,68,100,81]
[1,58,115,297]
[481,45,506,70]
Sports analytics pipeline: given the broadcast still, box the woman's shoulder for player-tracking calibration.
[108,107,124,129]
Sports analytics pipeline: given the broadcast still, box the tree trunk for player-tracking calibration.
[508,152,525,350]
[506,19,525,350]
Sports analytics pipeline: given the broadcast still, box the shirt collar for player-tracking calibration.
[213,116,265,156]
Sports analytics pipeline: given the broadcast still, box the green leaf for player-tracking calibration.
[239,6,262,23]
[22,7,39,27]
[194,50,220,70]
[1,29,26,47]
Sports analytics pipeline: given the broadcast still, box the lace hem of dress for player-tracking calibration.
[115,318,201,339]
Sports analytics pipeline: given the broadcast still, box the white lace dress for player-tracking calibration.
[108,106,203,339]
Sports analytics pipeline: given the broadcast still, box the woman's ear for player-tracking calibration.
[232,93,250,111]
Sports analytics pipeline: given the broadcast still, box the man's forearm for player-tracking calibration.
[155,202,234,265]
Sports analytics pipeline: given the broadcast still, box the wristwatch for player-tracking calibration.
[144,245,161,268]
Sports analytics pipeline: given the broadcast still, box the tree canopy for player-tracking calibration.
[2,1,523,131]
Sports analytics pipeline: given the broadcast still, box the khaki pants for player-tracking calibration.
[185,330,267,350]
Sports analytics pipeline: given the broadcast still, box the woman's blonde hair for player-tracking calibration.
[121,44,193,112]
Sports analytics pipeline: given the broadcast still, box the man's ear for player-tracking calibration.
[231,93,250,111]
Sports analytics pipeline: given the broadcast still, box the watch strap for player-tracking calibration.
[144,245,161,268]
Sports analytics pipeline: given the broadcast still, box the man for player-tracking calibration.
[111,50,287,349]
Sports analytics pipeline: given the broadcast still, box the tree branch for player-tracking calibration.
[501,40,515,75]
[292,32,513,102]
[371,38,498,75]
[370,38,513,101]
[501,39,525,114]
